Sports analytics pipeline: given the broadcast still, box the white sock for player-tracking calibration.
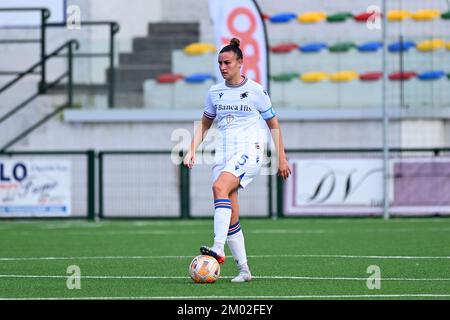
[226,221,249,270]
[212,199,232,253]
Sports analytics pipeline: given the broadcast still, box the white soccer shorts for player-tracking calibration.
[212,144,264,189]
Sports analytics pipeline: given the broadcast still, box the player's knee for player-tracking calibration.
[212,182,225,197]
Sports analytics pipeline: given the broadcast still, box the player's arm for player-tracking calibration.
[265,116,291,179]
[183,115,214,169]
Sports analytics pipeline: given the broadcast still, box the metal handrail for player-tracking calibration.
[0,40,79,94]
[0,9,120,108]
[0,7,50,90]
[45,21,120,107]
[0,40,79,151]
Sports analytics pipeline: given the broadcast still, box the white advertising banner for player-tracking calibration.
[0,160,71,217]
[284,158,385,216]
[208,0,268,90]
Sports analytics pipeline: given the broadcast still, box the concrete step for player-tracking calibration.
[119,50,172,66]
[132,36,197,52]
[114,91,143,107]
[148,22,199,37]
[107,65,171,83]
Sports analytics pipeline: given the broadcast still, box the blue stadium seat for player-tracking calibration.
[417,70,446,81]
[270,13,297,23]
[388,41,416,52]
[184,73,214,83]
[357,41,383,52]
[299,42,328,53]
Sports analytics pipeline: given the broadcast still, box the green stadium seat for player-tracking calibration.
[329,42,357,53]
[271,72,300,82]
[326,12,354,23]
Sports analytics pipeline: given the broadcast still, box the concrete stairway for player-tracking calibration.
[110,22,200,107]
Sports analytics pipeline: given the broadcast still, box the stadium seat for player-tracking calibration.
[353,12,381,22]
[270,43,299,53]
[261,13,271,20]
[183,43,216,55]
[417,70,446,81]
[388,71,417,81]
[329,71,359,82]
[297,12,327,23]
[301,72,328,82]
[416,39,446,52]
[359,72,383,81]
[326,12,353,23]
[447,42,450,50]
[271,72,300,82]
[329,42,357,53]
[184,73,214,83]
[299,42,328,53]
[388,41,416,52]
[411,9,440,21]
[156,73,184,84]
[387,10,412,21]
[357,41,383,52]
[270,12,297,23]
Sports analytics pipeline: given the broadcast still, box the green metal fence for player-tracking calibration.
[1,148,449,219]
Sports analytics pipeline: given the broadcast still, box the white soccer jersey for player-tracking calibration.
[203,77,276,164]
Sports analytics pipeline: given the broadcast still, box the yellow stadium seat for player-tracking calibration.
[446,42,450,50]
[411,9,440,21]
[387,10,411,21]
[183,43,216,55]
[416,39,446,52]
[300,72,328,83]
[297,12,326,23]
[329,71,359,82]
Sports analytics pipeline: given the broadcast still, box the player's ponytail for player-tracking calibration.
[219,38,243,60]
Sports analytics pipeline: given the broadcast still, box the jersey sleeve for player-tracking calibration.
[202,91,216,119]
[255,88,276,120]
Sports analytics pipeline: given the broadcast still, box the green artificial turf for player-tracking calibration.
[0,218,449,300]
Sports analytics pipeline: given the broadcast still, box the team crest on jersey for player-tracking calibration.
[240,91,248,99]
[219,92,223,99]
[226,114,234,124]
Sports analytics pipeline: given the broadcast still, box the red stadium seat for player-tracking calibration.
[270,43,299,53]
[156,73,184,83]
[388,72,417,81]
[353,11,382,22]
[359,72,383,81]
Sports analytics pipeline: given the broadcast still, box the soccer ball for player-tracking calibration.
[189,255,220,283]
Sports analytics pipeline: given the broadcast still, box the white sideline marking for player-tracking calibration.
[1,274,450,282]
[1,294,450,300]
[1,254,449,261]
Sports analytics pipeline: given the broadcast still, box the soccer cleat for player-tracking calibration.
[231,271,252,283]
[200,245,226,264]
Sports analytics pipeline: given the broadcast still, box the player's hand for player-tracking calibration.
[183,150,196,169]
[278,157,291,180]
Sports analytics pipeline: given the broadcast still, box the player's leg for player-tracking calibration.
[200,172,240,264]
[227,190,252,282]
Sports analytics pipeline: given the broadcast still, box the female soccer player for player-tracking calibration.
[183,38,291,282]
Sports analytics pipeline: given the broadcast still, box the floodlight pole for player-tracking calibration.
[381,0,390,220]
